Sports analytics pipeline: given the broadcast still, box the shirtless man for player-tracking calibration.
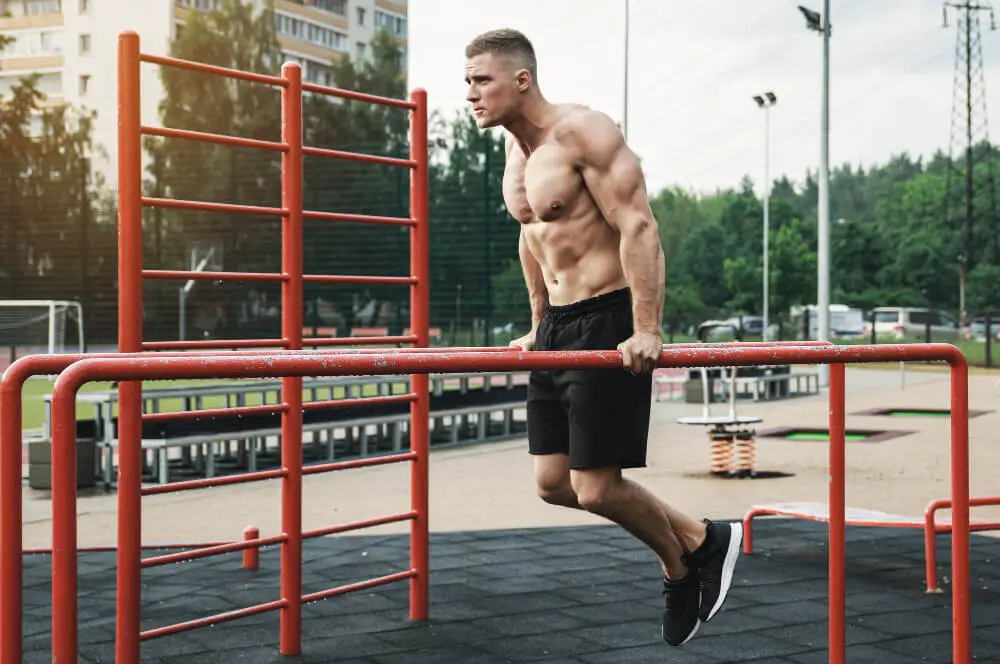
[463,29,742,646]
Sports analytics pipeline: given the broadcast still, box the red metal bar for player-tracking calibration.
[142,403,288,423]
[409,88,432,623]
[828,363,846,664]
[951,359,970,664]
[925,496,1000,593]
[302,511,418,540]
[143,269,287,282]
[280,60,305,657]
[302,569,418,604]
[142,534,287,568]
[244,527,260,570]
[143,339,288,350]
[142,469,287,496]
[116,30,144,664]
[302,451,417,477]
[302,145,416,168]
[302,274,415,286]
[141,599,288,641]
[142,125,287,152]
[301,81,416,108]
[142,196,287,217]
[303,209,416,226]
[303,335,417,347]
[301,393,416,411]
[140,52,287,88]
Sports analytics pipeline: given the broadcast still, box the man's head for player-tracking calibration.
[464,28,538,129]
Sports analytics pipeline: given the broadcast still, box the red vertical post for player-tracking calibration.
[0,373,25,663]
[950,358,970,664]
[116,30,145,664]
[408,89,430,621]
[827,362,846,664]
[279,61,304,656]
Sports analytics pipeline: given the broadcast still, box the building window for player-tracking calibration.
[78,74,90,96]
[79,34,91,54]
[374,11,406,38]
[312,0,346,16]
[356,41,366,60]
[79,0,89,13]
[274,12,348,52]
[25,0,61,15]
[356,6,366,25]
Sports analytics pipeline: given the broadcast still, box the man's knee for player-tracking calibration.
[571,467,621,514]
[534,455,576,506]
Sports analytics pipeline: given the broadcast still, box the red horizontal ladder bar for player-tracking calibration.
[304,336,417,347]
[303,274,415,286]
[142,197,287,217]
[301,81,416,109]
[142,469,288,496]
[142,125,287,152]
[140,53,287,87]
[142,339,288,351]
[143,270,286,282]
[140,599,288,641]
[303,145,415,168]
[302,209,416,226]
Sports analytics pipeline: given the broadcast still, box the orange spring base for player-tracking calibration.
[709,429,757,477]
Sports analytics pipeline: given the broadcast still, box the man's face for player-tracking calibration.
[465,53,523,129]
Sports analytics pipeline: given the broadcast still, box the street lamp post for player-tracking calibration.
[798,1,831,387]
[623,0,630,141]
[753,92,777,341]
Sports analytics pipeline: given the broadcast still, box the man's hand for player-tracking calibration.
[618,331,662,374]
[509,328,537,351]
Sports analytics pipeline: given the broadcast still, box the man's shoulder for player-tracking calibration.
[551,106,625,161]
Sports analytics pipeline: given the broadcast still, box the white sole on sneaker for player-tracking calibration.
[663,618,701,647]
[705,522,743,622]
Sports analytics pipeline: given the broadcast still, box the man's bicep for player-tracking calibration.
[573,115,651,231]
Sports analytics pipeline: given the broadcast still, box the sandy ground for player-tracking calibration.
[18,365,1000,549]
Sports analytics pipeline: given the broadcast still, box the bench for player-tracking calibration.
[743,498,1000,592]
[722,371,820,401]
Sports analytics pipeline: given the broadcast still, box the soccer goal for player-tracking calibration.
[0,300,85,360]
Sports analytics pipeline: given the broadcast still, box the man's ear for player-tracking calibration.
[515,69,532,92]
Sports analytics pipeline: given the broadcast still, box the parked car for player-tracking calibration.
[865,307,961,340]
[964,315,1000,342]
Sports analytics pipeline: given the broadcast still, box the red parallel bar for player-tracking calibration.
[303,336,417,347]
[303,209,416,226]
[302,570,417,604]
[925,496,1000,593]
[302,393,416,411]
[116,30,145,664]
[950,360,971,664]
[303,451,417,476]
[279,60,305,657]
[142,125,288,152]
[302,145,416,168]
[143,269,287,282]
[302,511,417,540]
[142,469,287,496]
[24,540,235,554]
[142,196,288,217]
[142,534,287,568]
[143,403,288,423]
[303,274,415,286]
[141,599,288,641]
[140,53,287,88]
[301,81,415,108]
[828,363,846,664]
[0,339,832,664]
[143,339,288,350]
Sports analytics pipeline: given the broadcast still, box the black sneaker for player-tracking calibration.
[688,519,743,623]
[660,566,701,646]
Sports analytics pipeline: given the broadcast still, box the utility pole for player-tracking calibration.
[623,0,630,141]
[753,92,777,341]
[943,1,996,328]
[798,2,831,387]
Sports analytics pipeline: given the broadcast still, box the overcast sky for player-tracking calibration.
[407,0,1000,197]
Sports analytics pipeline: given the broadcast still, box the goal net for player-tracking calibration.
[0,300,85,361]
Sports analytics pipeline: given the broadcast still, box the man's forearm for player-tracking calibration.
[519,231,548,327]
[620,218,665,335]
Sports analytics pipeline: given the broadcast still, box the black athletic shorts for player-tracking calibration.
[526,287,653,470]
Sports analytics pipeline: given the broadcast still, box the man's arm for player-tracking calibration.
[518,226,548,329]
[564,111,665,336]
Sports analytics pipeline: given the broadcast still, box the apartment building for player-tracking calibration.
[0,0,409,184]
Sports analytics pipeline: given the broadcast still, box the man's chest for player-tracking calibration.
[502,146,584,223]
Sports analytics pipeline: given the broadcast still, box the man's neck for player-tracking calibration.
[504,93,554,156]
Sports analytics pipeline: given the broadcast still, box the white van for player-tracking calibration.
[866,307,961,340]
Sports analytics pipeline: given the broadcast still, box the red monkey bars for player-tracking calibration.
[122,31,428,664]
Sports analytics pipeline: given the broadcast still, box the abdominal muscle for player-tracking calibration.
[522,209,627,307]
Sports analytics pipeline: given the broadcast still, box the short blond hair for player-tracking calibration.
[465,28,537,83]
